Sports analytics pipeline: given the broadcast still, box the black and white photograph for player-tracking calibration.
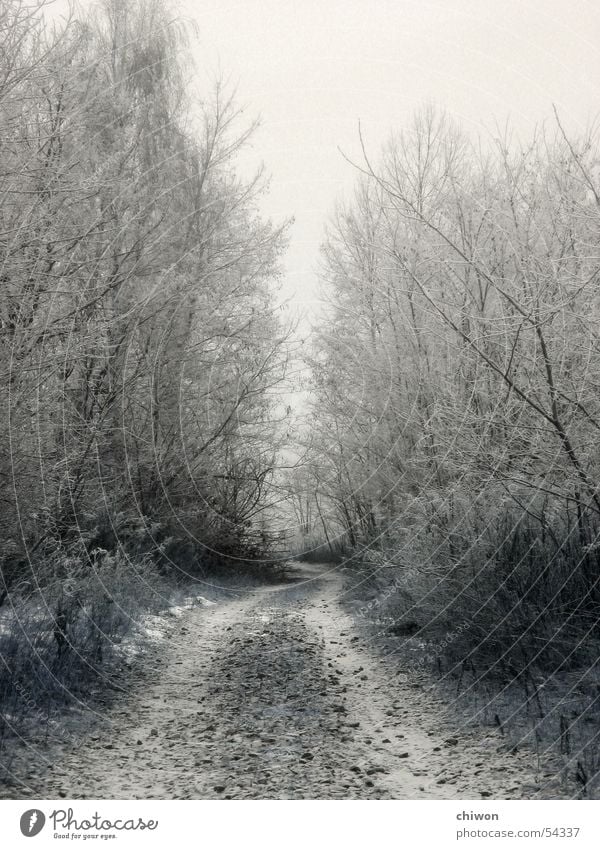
[0,0,599,843]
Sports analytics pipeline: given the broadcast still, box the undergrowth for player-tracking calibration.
[346,513,600,798]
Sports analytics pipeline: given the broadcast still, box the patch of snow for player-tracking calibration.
[117,594,217,662]
[197,596,217,607]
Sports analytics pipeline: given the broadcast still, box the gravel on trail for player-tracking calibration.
[0,563,563,799]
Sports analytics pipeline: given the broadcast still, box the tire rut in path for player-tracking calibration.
[202,600,400,799]
[0,564,553,799]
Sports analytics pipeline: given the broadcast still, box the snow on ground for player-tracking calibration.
[117,594,218,663]
[0,563,576,799]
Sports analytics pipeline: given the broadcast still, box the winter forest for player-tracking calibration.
[1,0,600,802]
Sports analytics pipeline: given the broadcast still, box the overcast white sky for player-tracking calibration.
[184,0,600,319]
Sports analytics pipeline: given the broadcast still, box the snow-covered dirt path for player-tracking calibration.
[0,563,560,799]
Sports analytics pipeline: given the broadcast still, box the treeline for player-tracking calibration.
[0,0,287,740]
[1,0,288,589]
[300,107,600,679]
